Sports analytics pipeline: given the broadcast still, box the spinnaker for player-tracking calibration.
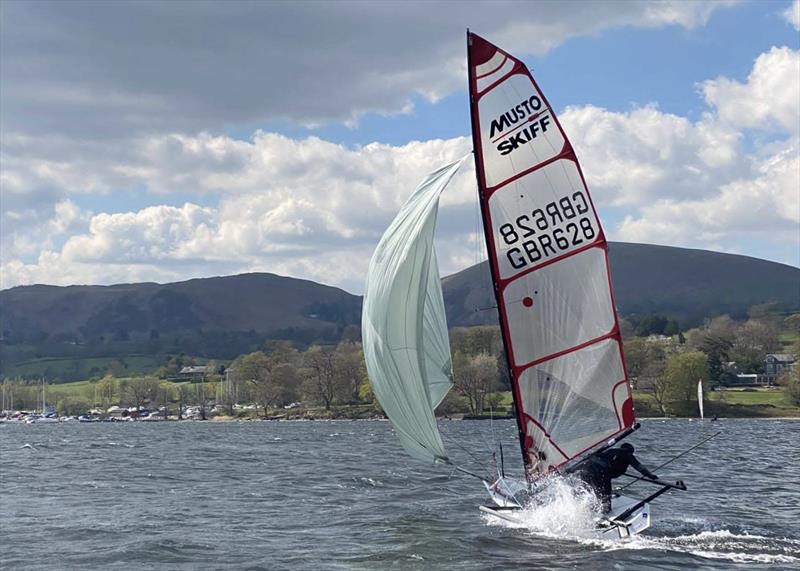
[362,158,466,464]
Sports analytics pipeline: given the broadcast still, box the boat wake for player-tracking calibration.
[482,477,602,538]
[587,528,800,565]
[482,479,799,565]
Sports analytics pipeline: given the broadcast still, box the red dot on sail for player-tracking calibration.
[522,296,534,307]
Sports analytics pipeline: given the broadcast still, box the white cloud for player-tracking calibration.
[607,46,799,257]
[0,1,735,137]
[616,137,800,246]
[701,47,800,134]
[3,34,799,291]
[784,0,800,30]
[0,136,475,290]
[562,104,743,206]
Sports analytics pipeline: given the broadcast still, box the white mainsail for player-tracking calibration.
[467,32,635,479]
[362,158,465,464]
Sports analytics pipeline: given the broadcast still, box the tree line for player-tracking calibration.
[3,310,797,418]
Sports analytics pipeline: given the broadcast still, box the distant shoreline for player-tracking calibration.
[5,416,799,426]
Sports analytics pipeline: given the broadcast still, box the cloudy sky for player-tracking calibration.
[1,0,799,293]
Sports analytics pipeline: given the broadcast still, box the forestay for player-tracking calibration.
[467,33,635,479]
[362,158,465,464]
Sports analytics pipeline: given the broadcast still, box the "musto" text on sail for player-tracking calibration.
[489,95,551,156]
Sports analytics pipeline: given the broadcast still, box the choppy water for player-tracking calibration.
[1,419,798,570]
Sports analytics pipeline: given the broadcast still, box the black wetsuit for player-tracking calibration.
[578,447,656,513]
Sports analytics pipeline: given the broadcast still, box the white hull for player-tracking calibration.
[481,477,651,538]
[480,493,650,539]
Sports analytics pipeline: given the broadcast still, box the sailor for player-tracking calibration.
[577,443,658,513]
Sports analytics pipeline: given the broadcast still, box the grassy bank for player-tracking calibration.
[18,380,800,419]
[632,387,800,418]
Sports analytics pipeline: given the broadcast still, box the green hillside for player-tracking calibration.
[2,243,798,381]
[0,273,361,380]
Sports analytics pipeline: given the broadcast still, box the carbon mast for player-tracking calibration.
[467,30,532,479]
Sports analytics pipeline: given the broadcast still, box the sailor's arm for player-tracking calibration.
[629,455,658,480]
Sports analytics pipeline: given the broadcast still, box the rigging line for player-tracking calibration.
[617,431,721,492]
[441,428,489,466]
[472,404,498,473]
[474,404,495,457]
[440,430,494,479]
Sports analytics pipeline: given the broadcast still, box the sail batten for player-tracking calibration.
[468,32,634,479]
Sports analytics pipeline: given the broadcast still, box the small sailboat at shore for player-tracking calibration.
[362,31,686,539]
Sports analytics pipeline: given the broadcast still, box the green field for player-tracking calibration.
[499,388,800,418]
[39,377,193,406]
[2,354,168,383]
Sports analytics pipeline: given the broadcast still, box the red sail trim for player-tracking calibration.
[483,141,572,199]
[610,377,630,430]
[602,244,637,427]
[497,236,605,292]
[467,31,532,476]
[476,62,524,96]
[543,425,632,476]
[522,412,571,460]
[475,54,508,79]
[512,329,618,376]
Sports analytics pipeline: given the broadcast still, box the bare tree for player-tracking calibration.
[122,377,160,411]
[235,352,274,417]
[303,345,339,410]
[97,375,117,408]
[454,352,499,415]
[271,362,300,406]
[334,342,365,403]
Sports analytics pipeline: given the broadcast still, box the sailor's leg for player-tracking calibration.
[601,477,612,513]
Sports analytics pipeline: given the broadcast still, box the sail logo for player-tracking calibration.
[489,95,551,156]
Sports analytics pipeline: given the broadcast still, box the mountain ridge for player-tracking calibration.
[1,243,798,379]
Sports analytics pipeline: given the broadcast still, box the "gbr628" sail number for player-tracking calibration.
[497,190,597,271]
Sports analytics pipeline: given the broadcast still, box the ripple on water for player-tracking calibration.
[0,419,798,570]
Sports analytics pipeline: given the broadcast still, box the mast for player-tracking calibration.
[467,30,531,477]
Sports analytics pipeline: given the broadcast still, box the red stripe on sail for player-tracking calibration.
[497,238,605,292]
[484,140,572,199]
[475,54,508,79]
[476,64,524,96]
[513,330,618,375]
[522,412,571,461]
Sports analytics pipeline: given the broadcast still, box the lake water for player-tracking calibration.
[1,419,798,569]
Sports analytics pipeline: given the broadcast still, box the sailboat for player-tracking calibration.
[698,379,704,420]
[362,32,685,539]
